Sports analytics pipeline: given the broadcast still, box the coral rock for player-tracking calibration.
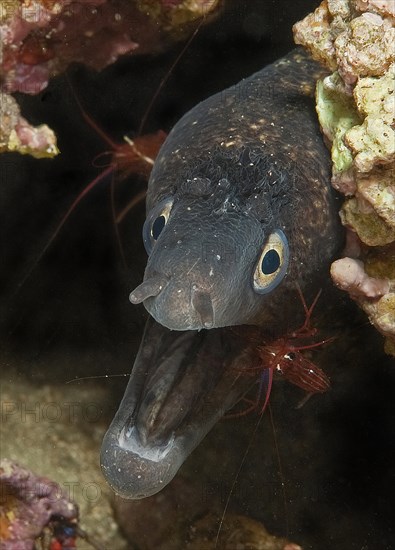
[0,458,78,549]
[331,257,390,298]
[187,513,302,550]
[331,256,395,353]
[315,72,361,185]
[0,0,220,95]
[335,13,395,84]
[293,1,337,70]
[345,116,395,172]
[0,0,219,157]
[356,167,395,228]
[0,92,58,157]
[354,0,395,18]
[294,0,395,355]
[341,197,395,246]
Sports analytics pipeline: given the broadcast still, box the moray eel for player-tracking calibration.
[101,49,343,499]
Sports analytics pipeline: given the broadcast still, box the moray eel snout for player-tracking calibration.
[130,269,217,330]
[133,275,217,329]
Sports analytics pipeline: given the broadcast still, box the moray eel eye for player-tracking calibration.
[261,249,280,274]
[143,198,173,254]
[152,215,165,239]
[253,229,289,294]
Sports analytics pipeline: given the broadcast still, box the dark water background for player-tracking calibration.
[1,0,394,548]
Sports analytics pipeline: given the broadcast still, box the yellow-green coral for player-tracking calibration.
[345,117,395,172]
[6,126,59,159]
[316,73,361,174]
[344,66,395,171]
[357,167,395,227]
[365,246,395,279]
[0,0,19,22]
[169,0,220,26]
[359,290,395,354]
[137,0,220,32]
[353,67,395,122]
[341,197,395,246]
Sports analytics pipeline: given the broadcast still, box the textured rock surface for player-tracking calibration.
[294,0,395,355]
[0,92,58,158]
[0,458,78,550]
[0,0,219,155]
[113,476,302,549]
[0,368,129,549]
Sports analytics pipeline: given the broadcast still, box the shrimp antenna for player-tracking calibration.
[216,382,289,545]
[215,407,266,548]
[268,404,289,537]
[13,13,207,296]
[13,165,114,297]
[66,373,129,384]
[138,14,206,136]
[65,71,120,151]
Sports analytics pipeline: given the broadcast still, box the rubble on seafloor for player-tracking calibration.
[0,0,220,157]
[186,513,302,550]
[0,458,80,550]
[113,476,303,549]
[0,371,129,549]
[294,0,395,356]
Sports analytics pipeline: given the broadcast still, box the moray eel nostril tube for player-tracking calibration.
[101,49,344,499]
[191,287,214,328]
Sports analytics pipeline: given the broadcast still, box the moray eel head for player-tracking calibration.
[129,48,344,332]
[131,189,284,330]
[130,143,338,332]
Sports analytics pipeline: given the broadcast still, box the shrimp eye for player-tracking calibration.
[253,229,289,294]
[143,197,173,254]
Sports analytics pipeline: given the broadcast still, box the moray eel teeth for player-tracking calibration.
[129,274,169,304]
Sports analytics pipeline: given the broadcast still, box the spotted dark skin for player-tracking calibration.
[101,49,344,499]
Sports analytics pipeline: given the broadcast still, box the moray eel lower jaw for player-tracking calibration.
[101,317,253,499]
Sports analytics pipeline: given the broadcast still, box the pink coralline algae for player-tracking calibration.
[1,0,218,94]
[0,91,58,158]
[1,0,135,95]
[0,458,78,550]
[0,0,219,156]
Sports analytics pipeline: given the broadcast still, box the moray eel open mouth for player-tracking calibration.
[101,317,254,499]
